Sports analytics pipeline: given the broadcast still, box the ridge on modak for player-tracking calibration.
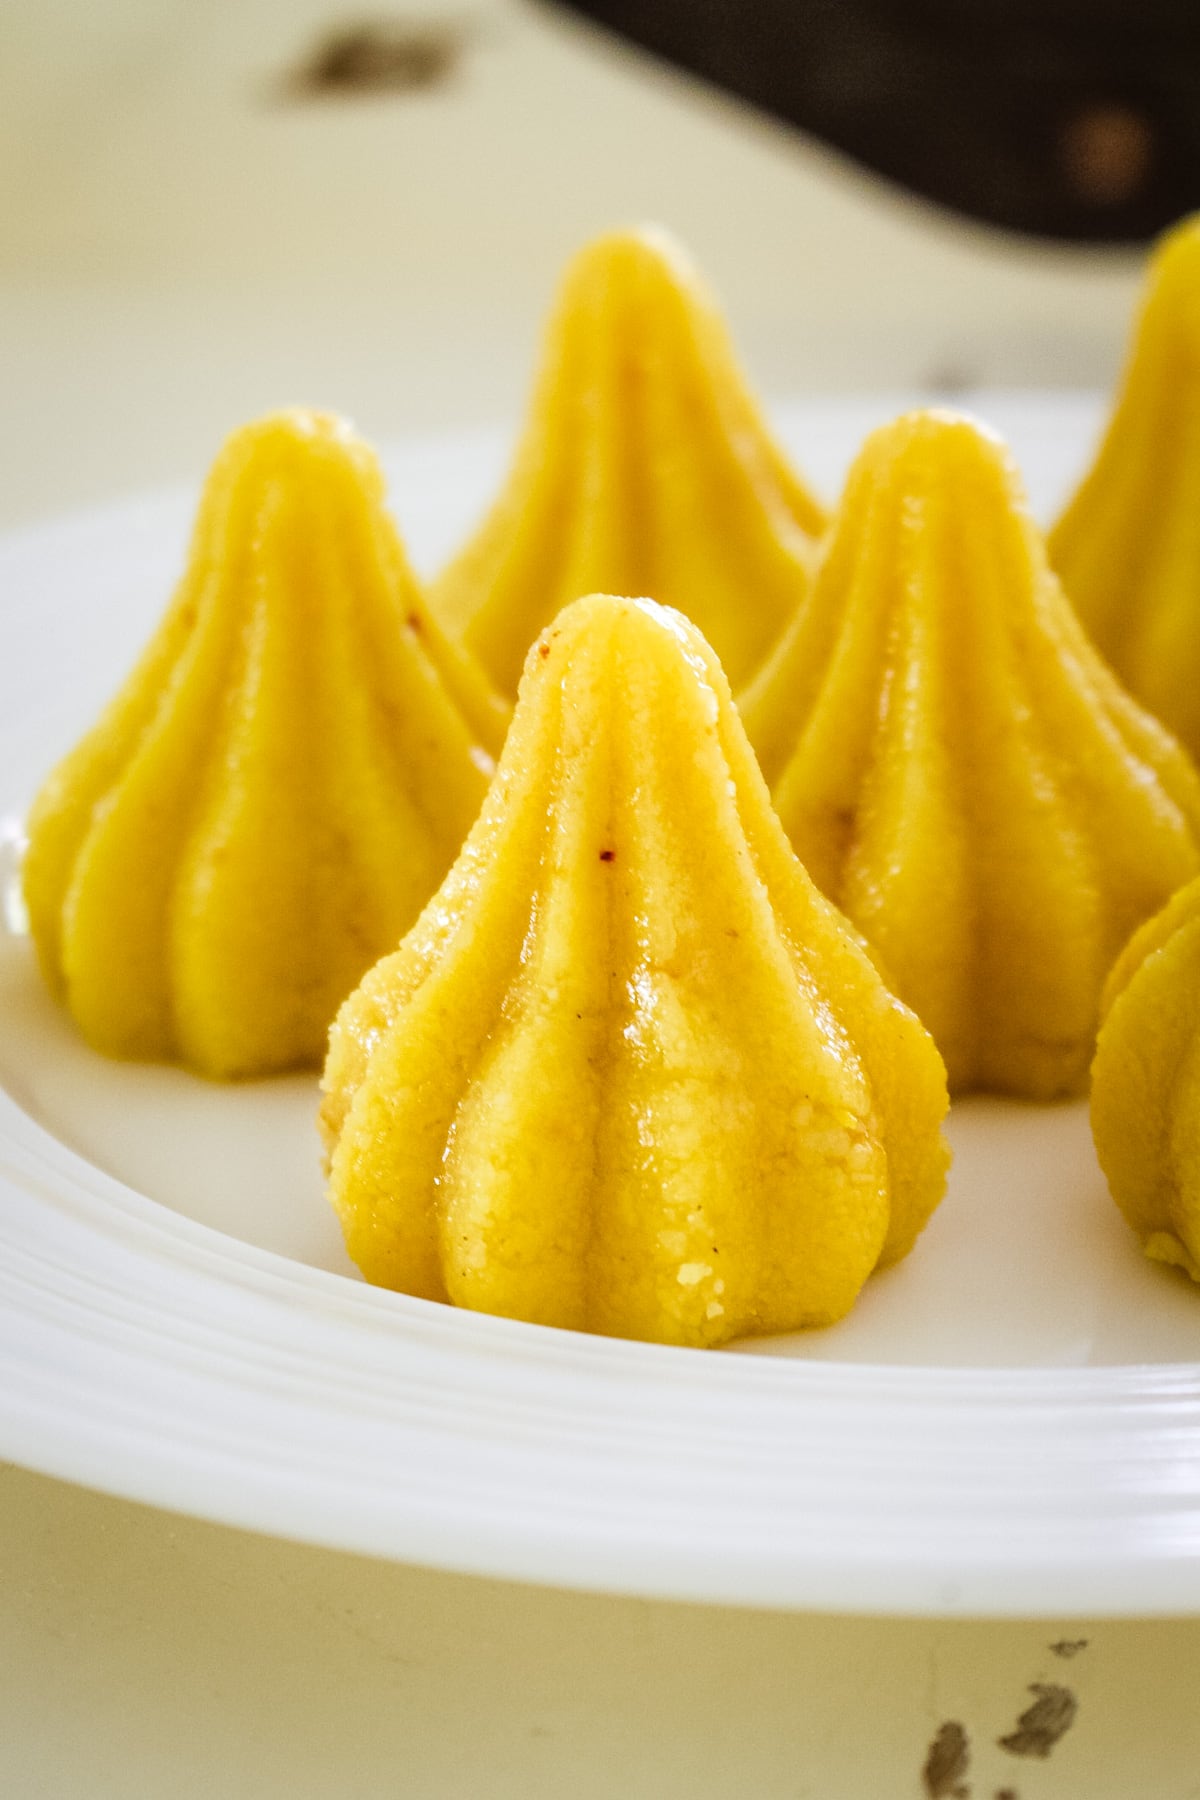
[739,410,1200,1101]
[23,409,502,1080]
[321,594,950,1350]
[1091,874,1200,1283]
[1050,214,1200,761]
[427,227,826,700]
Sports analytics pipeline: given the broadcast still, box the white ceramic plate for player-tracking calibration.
[3,395,1200,1617]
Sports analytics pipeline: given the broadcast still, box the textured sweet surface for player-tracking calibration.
[1092,874,1200,1282]
[741,409,1200,1099]
[427,227,824,699]
[322,593,949,1347]
[1050,214,1200,762]
[23,409,498,1078]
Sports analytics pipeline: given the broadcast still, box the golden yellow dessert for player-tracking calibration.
[739,409,1200,1100]
[428,227,826,700]
[1049,214,1200,760]
[1091,875,1200,1282]
[24,409,499,1079]
[321,593,950,1349]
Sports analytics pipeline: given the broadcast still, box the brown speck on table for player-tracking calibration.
[1049,1638,1089,1658]
[922,1719,971,1798]
[998,1684,1078,1759]
[281,19,466,99]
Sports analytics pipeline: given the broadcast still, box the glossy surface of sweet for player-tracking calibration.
[1049,214,1200,760]
[741,410,1200,1099]
[428,228,824,699]
[24,410,496,1078]
[322,594,949,1349]
[1092,875,1200,1283]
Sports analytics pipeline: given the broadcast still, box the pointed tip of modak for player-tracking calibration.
[527,588,693,642]
[843,409,1032,538]
[548,225,732,344]
[856,407,1019,482]
[239,405,353,443]
[212,407,374,480]
[196,409,390,528]
[522,593,722,692]
[560,222,699,287]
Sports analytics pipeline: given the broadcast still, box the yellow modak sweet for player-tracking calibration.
[24,409,500,1079]
[321,594,950,1349]
[1050,214,1200,760]
[739,410,1200,1100]
[427,227,825,700]
[1091,875,1200,1283]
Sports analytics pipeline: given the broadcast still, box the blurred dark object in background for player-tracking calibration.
[282,20,468,99]
[548,0,1200,241]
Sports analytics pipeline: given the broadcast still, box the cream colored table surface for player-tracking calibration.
[3,2,1198,1795]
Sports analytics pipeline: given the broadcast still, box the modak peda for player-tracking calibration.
[322,594,949,1348]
